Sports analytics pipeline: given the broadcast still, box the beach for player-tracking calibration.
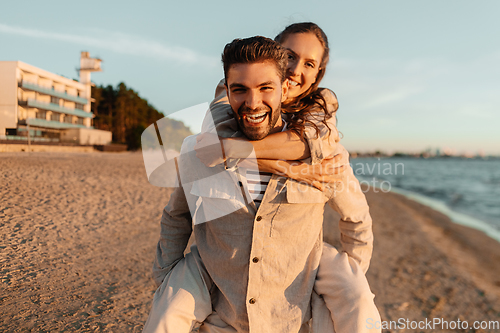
[1,152,499,332]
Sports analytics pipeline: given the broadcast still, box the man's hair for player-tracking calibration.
[222,36,287,83]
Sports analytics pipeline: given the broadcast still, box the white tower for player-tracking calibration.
[78,52,102,127]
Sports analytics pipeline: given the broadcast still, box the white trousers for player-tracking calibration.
[315,243,381,333]
[143,244,381,333]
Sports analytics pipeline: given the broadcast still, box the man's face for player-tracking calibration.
[225,61,288,140]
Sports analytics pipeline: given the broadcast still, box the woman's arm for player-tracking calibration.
[194,131,309,168]
[224,131,310,160]
[201,80,312,160]
[237,154,347,192]
[198,82,339,166]
[301,88,340,165]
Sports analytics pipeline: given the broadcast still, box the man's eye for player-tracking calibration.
[306,62,315,68]
[261,87,273,91]
[287,54,295,60]
[232,89,245,93]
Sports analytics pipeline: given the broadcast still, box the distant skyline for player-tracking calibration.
[1,1,499,154]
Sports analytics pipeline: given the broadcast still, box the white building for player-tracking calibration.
[0,52,111,145]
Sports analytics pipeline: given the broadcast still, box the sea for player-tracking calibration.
[351,157,500,242]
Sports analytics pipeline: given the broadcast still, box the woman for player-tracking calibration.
[194,23,381,332]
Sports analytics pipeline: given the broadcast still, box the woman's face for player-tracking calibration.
[281,32,324,101]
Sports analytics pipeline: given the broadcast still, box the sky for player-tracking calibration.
[1,0,499,155]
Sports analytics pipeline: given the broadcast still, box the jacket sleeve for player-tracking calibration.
[152,171,194,287]
[326,144,373,273]
[303,88,340,165]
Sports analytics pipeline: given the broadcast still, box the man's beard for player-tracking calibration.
[236,104,281,141]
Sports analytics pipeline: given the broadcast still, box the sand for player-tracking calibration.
[1,152,499,332]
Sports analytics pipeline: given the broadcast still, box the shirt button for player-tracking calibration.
[256,216,262,222]
[238,181,243,187]
[249,298,256,304]
[252,257,259,263]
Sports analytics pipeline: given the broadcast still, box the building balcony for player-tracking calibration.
[20,81,88,104]
[21,118,92,130]
[22,99,94,118]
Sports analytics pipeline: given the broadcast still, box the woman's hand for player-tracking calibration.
[287,154,347,192]
[247,154,348,192]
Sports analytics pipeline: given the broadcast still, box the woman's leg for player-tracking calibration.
[143,245,213,333]
[310,290,335,332]
[314,243,381,333]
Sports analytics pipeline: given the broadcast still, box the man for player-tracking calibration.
[144,36,378,333]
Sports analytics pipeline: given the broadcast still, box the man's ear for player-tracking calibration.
[281,79,289,103]
[224,81,229,98]
[214,78,227,98]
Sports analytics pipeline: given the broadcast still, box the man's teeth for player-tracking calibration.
[245,112,267,124]
[290,81,298,86]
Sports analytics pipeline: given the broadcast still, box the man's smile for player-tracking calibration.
[243,112,268,125]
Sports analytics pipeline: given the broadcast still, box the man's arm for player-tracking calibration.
[152,176,193,287]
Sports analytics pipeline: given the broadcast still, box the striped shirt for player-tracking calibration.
[245,170,273,208]
[244,119,287,208]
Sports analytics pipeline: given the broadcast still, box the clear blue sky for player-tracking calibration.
[1,0,499,154]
